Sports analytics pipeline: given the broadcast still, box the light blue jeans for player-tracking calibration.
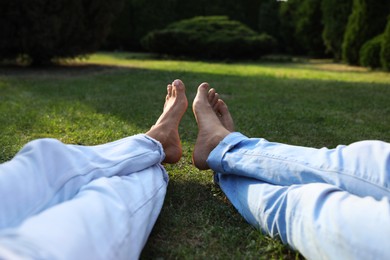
[0,134,168,259]
[208,132,390,260]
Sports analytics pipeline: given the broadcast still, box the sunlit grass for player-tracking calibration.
[1,52,389,259]
[86,52,390,84]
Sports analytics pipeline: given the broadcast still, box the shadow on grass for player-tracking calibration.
[141,170,301,259]
[0,63,132,78]
[2,62,388,146]
[1,61,389,258]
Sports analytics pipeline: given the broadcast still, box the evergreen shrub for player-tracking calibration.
[342,0,390,65]
[359,34,384,68]
[141,16,277,59]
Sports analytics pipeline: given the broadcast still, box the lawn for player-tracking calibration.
[1,52,389,259]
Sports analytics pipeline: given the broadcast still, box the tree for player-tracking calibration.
[381,17,390,71]
[295,0,326,57]
[321,0,353,60]
[0,0,123,65]
[342,0,390,65]
[278,0,304,55]
[258,0,281,40]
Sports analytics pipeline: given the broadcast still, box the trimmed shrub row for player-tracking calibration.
[141,16,277,60]
[358,17,390,70]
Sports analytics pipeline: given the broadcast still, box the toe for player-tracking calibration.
[208,88,216,103]
[217,99,229,113]
[197,82,210,96]
[173,79,185,91]
[167,84,172,97]
[212,93,219,108]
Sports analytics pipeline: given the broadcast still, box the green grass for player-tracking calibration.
[1,52,389,259]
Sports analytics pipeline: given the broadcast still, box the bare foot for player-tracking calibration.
[192,83,231,170]
[146,79,188,163]
[207,88,235,132]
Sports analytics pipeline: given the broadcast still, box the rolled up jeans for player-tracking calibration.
[208,132,390,259]
[0,134,168,259]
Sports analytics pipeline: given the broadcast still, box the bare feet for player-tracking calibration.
[192,83,231,170]
[146,79,188,164]
[207,88,235,132]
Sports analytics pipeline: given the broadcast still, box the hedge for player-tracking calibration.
[359,34,384,68]
[141,16,277,60]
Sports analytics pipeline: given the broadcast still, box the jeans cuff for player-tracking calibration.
[206,132,248,173]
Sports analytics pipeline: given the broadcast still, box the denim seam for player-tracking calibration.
[110,179,167,259]
[238,150,390,195]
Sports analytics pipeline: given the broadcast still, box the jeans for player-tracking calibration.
[0,134,168,259]
[208,132,390,260]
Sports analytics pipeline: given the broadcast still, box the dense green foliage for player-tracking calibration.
[141,16,277,59]
[294,0,325,57]
[258,0,281,42]
[342,0,369,65]
[359,34,384,68]
[1,0,389,68]
[381,17,390,71]
[0,0,123,65]
[277,0,304,55]
[342,0,390,65]
[322,0,353,60]
[105,0,258,51]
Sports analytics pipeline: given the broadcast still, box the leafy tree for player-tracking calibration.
[342,0,390,65]
[381,17,390,71]
[294,0,325,57]
[278,0,305,55]
[0,0,123,65]
[321,0,353,60]
[258,0,281,41]
[277,0,326,57]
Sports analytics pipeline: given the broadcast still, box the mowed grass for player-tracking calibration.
[1,52,389,259]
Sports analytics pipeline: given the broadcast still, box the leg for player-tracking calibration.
[215,173,390,259]
[192,82,231,170]
[0,135,164,229]
[0,165,168,260]
[147,79,188,164]
[193,83,390,258]
[193,83,390,200]
[0,79,187,229]
[209,134,390,200]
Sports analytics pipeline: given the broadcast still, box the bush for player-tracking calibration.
[105,0,258,51]
[0,0,123,65]
[342,0,390,65]
[381,17,390,71]
[141,16,277,59]
[359,34,384,68]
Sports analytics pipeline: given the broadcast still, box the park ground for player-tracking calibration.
[1,52,389,259]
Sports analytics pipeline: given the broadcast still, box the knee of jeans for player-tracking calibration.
[23,138,63,152]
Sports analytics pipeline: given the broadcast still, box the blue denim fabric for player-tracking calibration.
[0,135,168,259]
[208,132,390,259]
